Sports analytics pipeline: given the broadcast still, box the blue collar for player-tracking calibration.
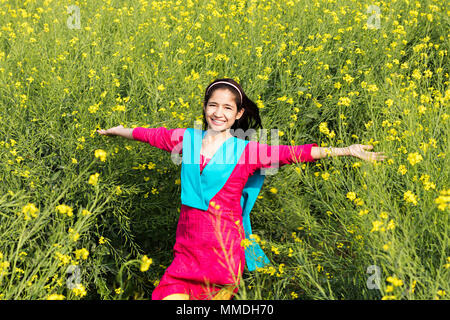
[180,128,270,271]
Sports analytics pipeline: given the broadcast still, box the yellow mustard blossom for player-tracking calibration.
[407,152,423,166]
[46,293,65,300]
[74,248,89,260]
[69,228,80,242]
[55,204,73,217]
[370,220,384,232]
[403,190,418,205]
[241,238,252,248]
[248,234,260,244]
[88,173,100,186]
[337,96,351,106]
[72,283,87,298]
[271,246,280,255]
[398,165,407,175]
[387,276,403,287]
[81,209,92,216]
[321,172,330,180]
[94,149,107,162]
[54,252,71,266]
[434,189,450,211]
[140,255,153,272]
[19,203,39,220]
[346,192,356,201]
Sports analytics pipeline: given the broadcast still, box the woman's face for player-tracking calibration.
[204,88,244,133]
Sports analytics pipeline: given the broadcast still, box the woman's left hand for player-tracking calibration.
[347,144,387,162]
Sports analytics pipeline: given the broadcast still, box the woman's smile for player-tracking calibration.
[210,118,226,126]
[204,88,244,132]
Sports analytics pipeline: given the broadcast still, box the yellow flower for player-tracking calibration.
[407,152,423,166]
[54,252,71,266]
[99,236,106,244]
[21,203,39,220]
[74,248,89,260]
[411,69,422,80]
[55,204,73,217]
[88,173,100,186]
[398,165,407,175]
[69,228,80,242]
[403,190,418,205]
[288,248,293,257]
[386,220,395,230]
[379,211,389,219]
[358,209,369,216]
[115,288,123,295]
[321,172,330,180]
[241,238,252,248]
[342,74,354,84]
[46,293,65,300]
[437,290,446,297]
[81,209,91,216]
[270,187,278,194]
[72,283,87,297]
[387,276,403,287]
[346,192,356,201]
[337,96,351,106]
[319,122,330,135]
[434,189,450,211]
[94,149,107,162]
[271,246,280,255]
[71,158,78,164]
[370,220,384,232]
[140,255,153,272]
[249,234,261,243]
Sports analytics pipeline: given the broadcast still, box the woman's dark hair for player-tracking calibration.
[202,78,263,140]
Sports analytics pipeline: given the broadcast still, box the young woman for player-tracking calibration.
[97,78,387,300]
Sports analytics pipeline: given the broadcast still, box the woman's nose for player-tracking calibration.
[213,106,224,117]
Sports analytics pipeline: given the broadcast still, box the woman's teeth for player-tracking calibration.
[212,119,225,125]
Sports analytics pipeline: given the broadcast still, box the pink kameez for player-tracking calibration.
[132,127,317,300]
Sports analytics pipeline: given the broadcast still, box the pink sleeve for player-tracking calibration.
[132,127,185,154]
[246,141,318,172]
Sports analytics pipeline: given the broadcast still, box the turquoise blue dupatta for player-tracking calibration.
[180,127,270,271]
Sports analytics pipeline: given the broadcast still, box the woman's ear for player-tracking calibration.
[236,108,245,120]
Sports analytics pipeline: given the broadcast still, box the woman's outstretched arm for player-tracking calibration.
[97,125,134,139]
[98,125,185,154]
[311,144,387,162]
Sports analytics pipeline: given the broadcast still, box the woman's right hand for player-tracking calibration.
[97,125,124,136]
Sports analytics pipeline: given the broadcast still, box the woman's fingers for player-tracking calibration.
[97,125,123,136]
[348,144,388,162]
[97,128,114,136]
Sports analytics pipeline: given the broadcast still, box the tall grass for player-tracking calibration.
[0,0,448,300]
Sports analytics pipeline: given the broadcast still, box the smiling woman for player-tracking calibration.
[98,78,386,300]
